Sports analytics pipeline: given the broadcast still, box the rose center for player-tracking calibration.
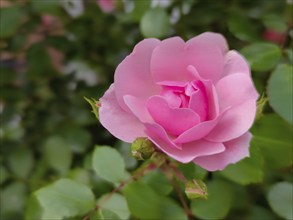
[160,80,209,121]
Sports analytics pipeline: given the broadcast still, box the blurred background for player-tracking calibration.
[0,0,292,219]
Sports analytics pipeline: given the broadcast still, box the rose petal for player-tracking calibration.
[174,108,227,144]
[189,81,208,121]
[151,33,225,83]
[124,95,153,123]
[201,80,220,120]
[206,99,257,142]
[222,50,250,78]
[193,132,252,171]
[145,123,225,163]
[216,73,259,111]
[147,96,200,136]
[99,84,146,142]
[187,32,228,55]
[114,39,161,111]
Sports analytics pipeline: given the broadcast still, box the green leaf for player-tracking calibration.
[267,64,293,124]
[84,97,99,120]
[26,43,54,79]
[247,206,276,220]
[97,193,130,220]
[191,180,233,219]
[31,0,61,14]
[1,182,27,219]
[219,143,264,185]
[228,13,259,42]
[91,209,120,220]
[123,181,160,219]
[142,169,173,195]
[28,178,95,220]
[115,141,137,169]
[123,181,187,220]
[8,148,34,178]
[178,162,208,180]
[0,6,22,38]
[67,168,91,186]
[131,0,151,22]
[251,114,292,168]
[0,165,9,184]
[267,182,293,220]
[92,146,129,183]
[262,14,287,33]
[241,43,281,72]
[43,136,72,175]
[140,8,170,38]
[63,128,91,153]
[159,197,188,220]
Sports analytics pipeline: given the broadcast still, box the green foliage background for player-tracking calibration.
[0,0,292,219]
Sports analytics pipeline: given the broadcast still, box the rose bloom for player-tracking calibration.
[99,32,259,171]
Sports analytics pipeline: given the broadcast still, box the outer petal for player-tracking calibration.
[222,50,250,78]
[151,33,225,83]
[124,95,153,123]
[193,132,252,171]
[205,99,257,142]
[186,32,228,55]
[216,73,259,111]
[114,39,161,111]
[99,84,146,142]
[147,96,200,136]
[144,123,225,163]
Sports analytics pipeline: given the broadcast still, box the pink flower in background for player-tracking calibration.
[99,32,259,171]
[97,0,115,13]
[41,14,56,27]
[263,29,286,44]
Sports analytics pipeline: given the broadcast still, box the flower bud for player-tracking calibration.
[131,138,155,160]
[185,179,208,199]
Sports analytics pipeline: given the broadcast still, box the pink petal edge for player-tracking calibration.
[99,84,146,142]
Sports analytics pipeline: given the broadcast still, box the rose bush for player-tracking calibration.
[99,32,259,171]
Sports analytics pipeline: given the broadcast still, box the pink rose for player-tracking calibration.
[99,32,259,171]
[97,0,115,13]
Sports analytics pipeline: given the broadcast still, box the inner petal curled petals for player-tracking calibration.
[193,132,252,171]
[160,88,182,108]
[147,96,200,136]
[99,84,146,142]
[114,39,161,111]
[144,123,225,163]
[199,80,220,119]
[174,108,228,144]
[189,81,208,121]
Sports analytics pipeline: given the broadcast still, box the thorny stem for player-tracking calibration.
[161,162,195,220]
